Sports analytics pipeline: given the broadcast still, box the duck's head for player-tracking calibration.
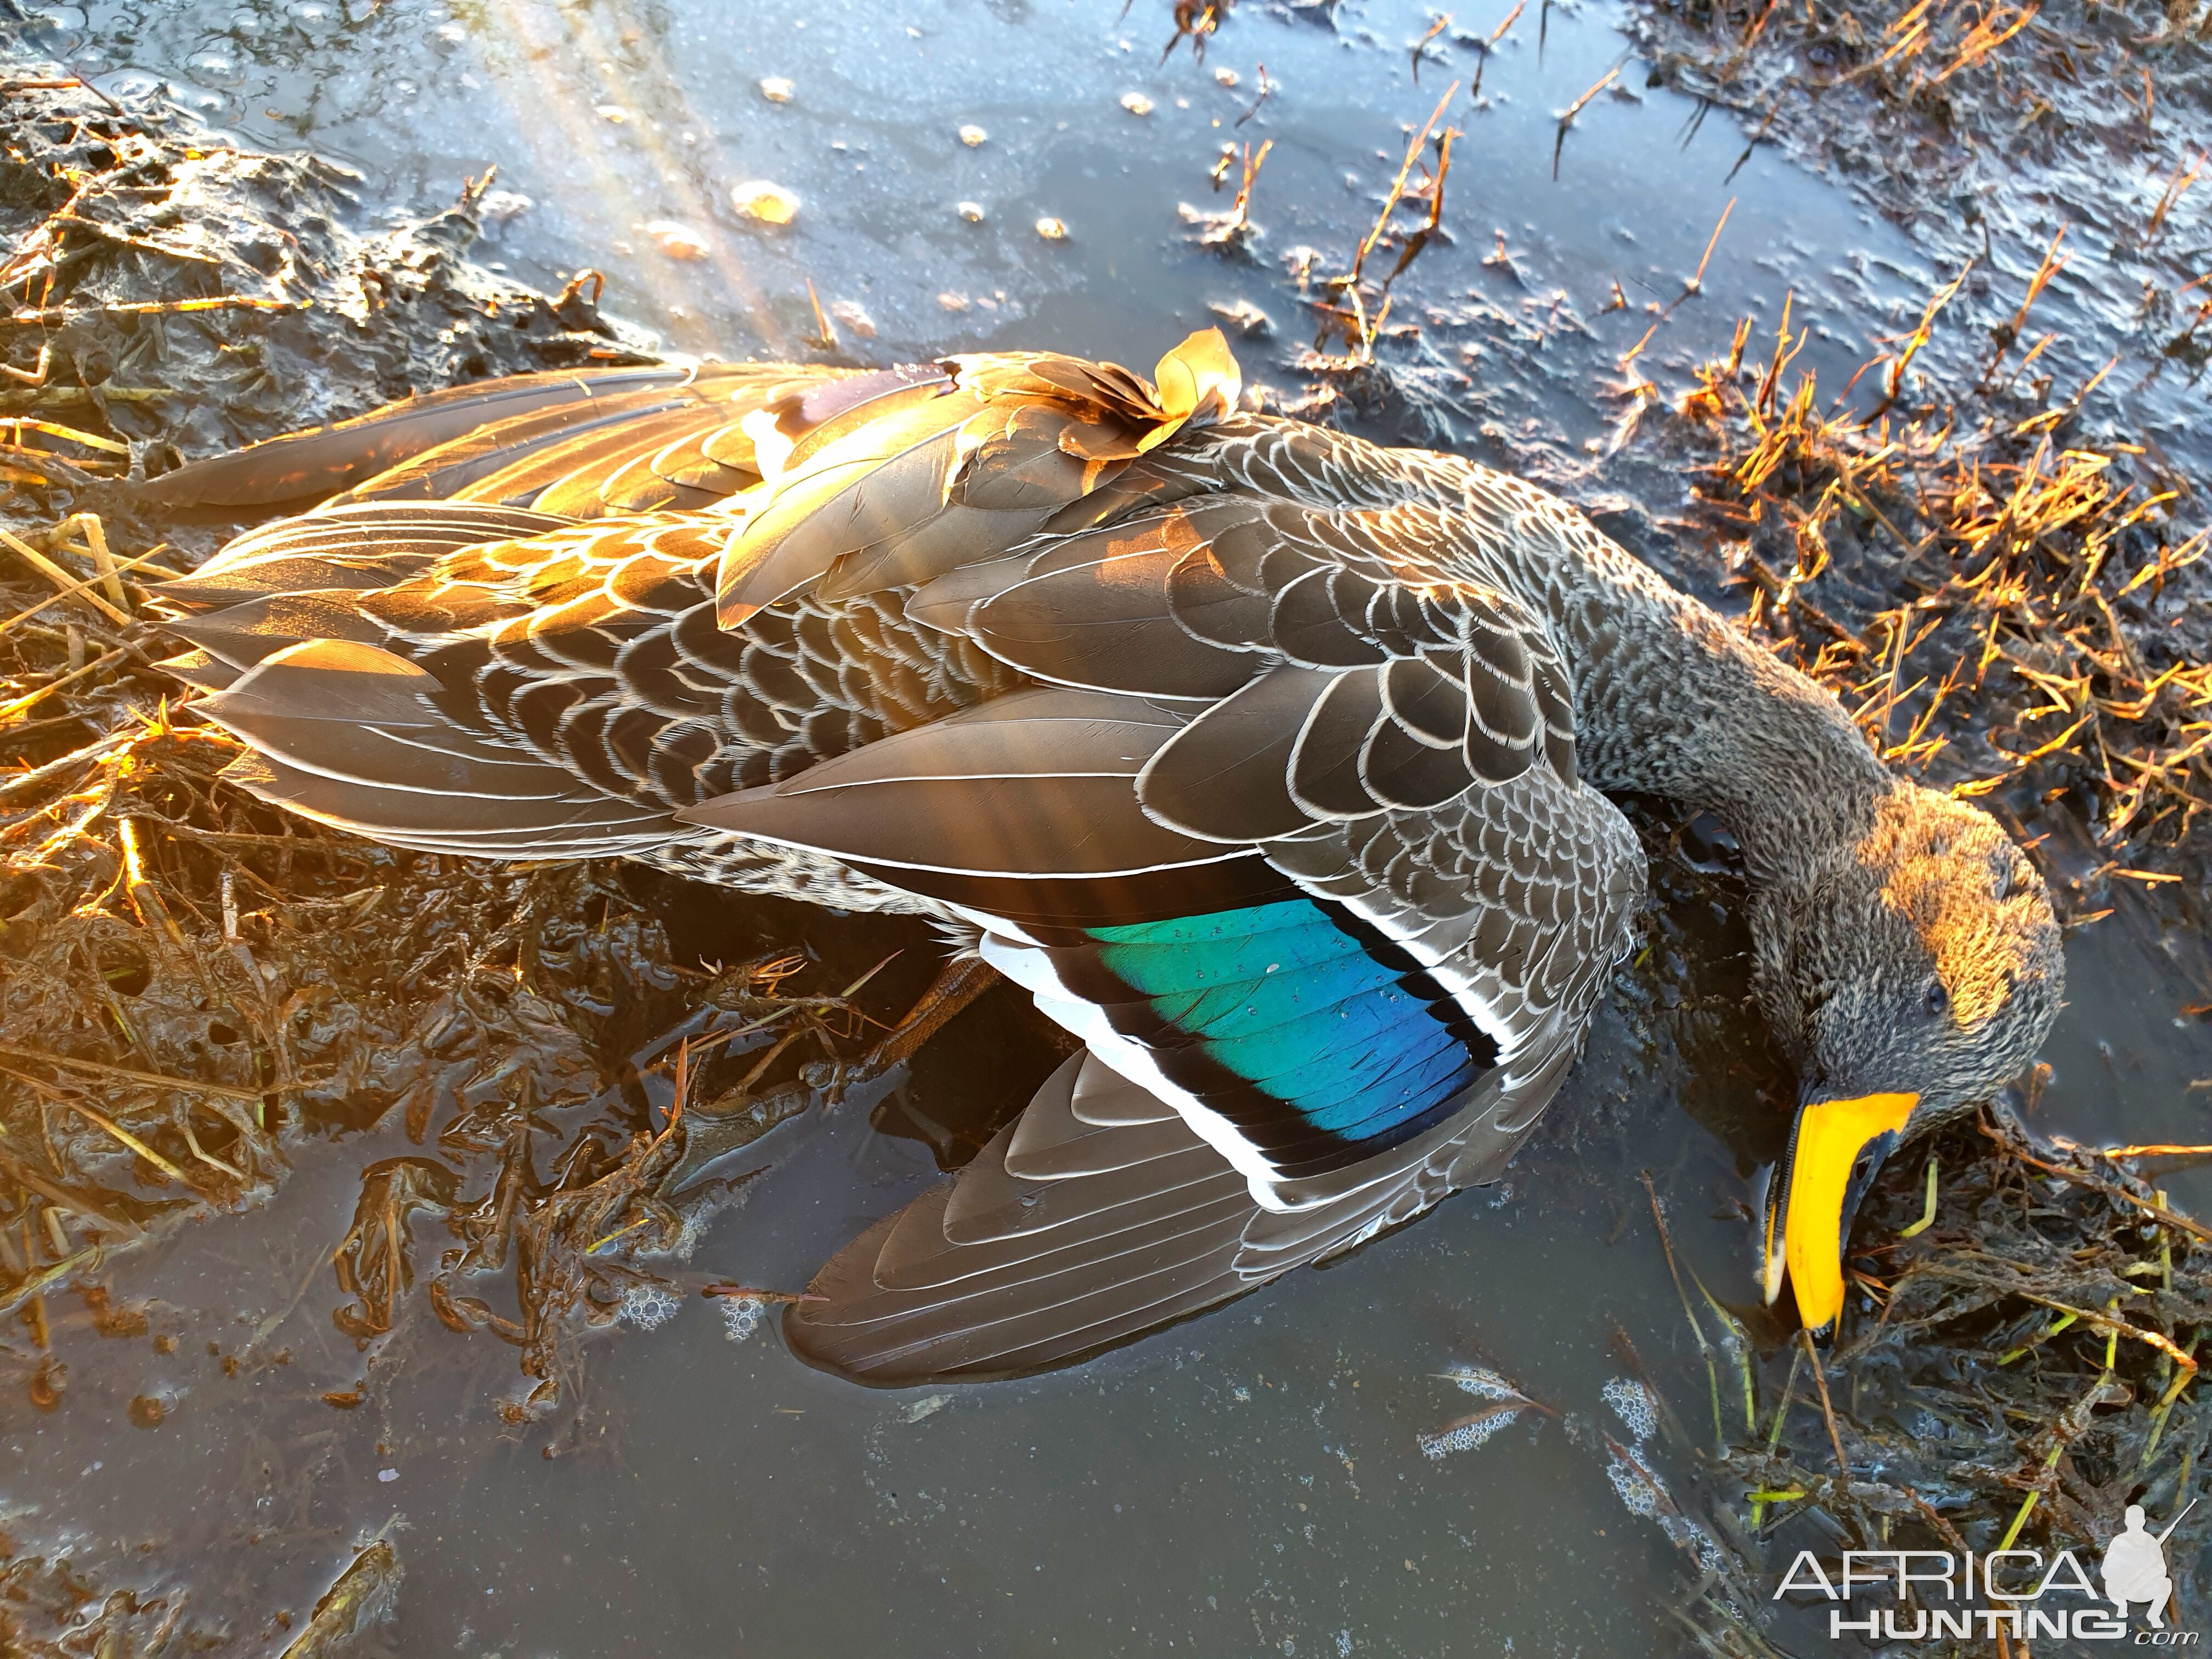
[1746,782,2064,1331]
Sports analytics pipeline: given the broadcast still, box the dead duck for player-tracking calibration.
[144,329,2064,1384]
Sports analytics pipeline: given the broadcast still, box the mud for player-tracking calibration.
[1623,0,2212,477]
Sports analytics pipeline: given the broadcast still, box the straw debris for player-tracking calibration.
[1267,83,1479,439]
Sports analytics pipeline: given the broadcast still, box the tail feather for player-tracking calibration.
[156,648,243,693]
[140,365,699,507]
[345,390,723,507]
[216,748,671,853]
[153,502,567,609]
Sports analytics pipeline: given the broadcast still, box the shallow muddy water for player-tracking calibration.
[7,0,2212,1654]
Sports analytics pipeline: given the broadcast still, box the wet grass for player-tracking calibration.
[1571,828,2212,1650]
[1629,1109,2212,1655]
[1266,80,1484,438]
[1595,211,2212,1657]
[1656,291,2210,902]
[1627,0,2212,421]
[1630,0,2211,228]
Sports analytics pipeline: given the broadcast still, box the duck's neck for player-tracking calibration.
[1478,494,1893,883]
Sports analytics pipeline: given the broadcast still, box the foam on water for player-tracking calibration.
[1600,1376,1658,1443]
[618,1284,683,1330]
[1602,1442,1664,1518]
[1603,1440,1732,1581]
[1417,1407,1521,1460]
[718,1295,768,1344]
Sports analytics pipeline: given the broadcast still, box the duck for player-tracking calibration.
[143,329,2064,1385]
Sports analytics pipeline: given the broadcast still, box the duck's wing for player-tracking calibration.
[688,489,1645,1180]
[140,336,1232,857]
[689,437,1645,1381]
[787,1047,1502,1385]
[786,1024,1591,1386]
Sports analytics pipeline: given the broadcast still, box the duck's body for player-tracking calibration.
[149,332,2062,1383]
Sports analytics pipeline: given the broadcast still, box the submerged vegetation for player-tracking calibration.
[0,72,682,1418]
[1624,1108,2212,1655]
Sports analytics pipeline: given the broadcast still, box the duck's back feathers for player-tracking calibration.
[673,381,1640,1206]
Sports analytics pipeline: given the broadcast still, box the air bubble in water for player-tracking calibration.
[618,1284,681,1330]
[1601,1376,1658,1443]
[720,1296,768,1343]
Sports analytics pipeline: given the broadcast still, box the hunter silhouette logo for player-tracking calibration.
[2104,1501,2191,1628]
[1777,1499,2199,1643]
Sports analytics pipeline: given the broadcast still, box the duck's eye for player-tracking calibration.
[1923,980,1950,1019]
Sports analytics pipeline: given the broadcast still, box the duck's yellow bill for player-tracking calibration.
[1760,1092,1918,1330]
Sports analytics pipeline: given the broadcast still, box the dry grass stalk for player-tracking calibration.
[1234,61,1275,126]
[1930,1,2039,81]
[2145,148,2205,242]
[1468,1,1526,99]
[1412,12,1453,79]
[1181,139,1274,253]
[1669,196,1736,311]
[1665,281,2210,887]
[1551,62,1624,178]
[803,278,836,351]
[1980,223,2068,387]
[1306,82,1461,364]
